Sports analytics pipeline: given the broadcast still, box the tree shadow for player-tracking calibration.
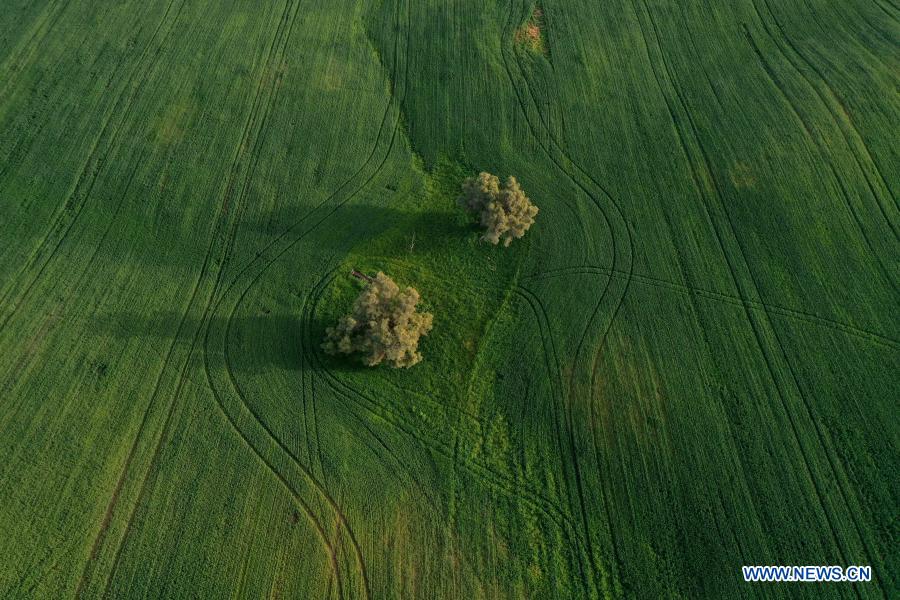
[94,310,305,372]
[243,201,476,254]
[93,307,405,375]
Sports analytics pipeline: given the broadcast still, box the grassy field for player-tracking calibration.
[0,0,897,597]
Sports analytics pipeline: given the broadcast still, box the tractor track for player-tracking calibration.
[633,0,862,576]
[198,1,418,597]
[502,0,638,594]
[0,0,73,106]
[742,24,899,297]
[756,0,899,231]
[303,270,596,577]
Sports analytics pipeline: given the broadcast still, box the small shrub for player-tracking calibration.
[322,272,433,368]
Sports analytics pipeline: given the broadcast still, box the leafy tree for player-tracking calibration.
[459,172,538,246]
[322,272,433,368]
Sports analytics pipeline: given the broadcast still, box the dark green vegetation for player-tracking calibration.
[1,0,897,597]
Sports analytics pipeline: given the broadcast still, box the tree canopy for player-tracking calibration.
[459,172,538,246]
[322,272,433,368]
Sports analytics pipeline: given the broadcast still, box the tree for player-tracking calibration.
[322,272,433,368]
[459,172,538,246]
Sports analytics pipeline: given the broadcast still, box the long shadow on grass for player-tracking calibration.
[245,202,475,255]
[94,311,302,372]
[94,308,400,376]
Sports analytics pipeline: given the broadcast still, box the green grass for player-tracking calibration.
[0,0,897,597]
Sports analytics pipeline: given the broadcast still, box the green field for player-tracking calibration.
[1,0,898,597]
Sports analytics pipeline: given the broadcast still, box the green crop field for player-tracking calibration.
[1,0,897,597]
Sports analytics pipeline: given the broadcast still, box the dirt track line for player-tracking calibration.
[99,1,307,593]
[634,2,844,584]
[447,255,527,564]
[637,145,775,569]
[299,268,444,511]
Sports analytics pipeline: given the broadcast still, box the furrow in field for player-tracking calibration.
[871,0,900,27]
[796,0,897,74]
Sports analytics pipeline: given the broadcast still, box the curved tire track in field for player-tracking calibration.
[296,275,442,513]
[501,0,636,594]
[524,264,900,350]
[636,1,888,590]
[748,0,894,581]
[0,0,186,333]
[510,285,601,595]
[75,1,314,595]
[633,0,859,570]
[741,2,894,587]
[200,1,418,597]
[303,270,597,584]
